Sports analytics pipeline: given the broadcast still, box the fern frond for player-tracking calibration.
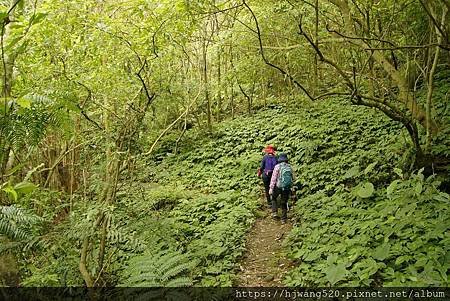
[1,205,42,223]
[0,217,30,240]
[165,276,192,287]
[23,94,54,104]
[0,205,42,241]
[160,260,197,282]
[123,272,159,286]
[157,253,191,277]
[120,249,195,287]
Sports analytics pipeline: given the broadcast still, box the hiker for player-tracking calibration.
[269,153,295,224]
[257,145,277,207]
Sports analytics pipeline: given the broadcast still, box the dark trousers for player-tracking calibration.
[272,187,289,220]
[262,172,272,205]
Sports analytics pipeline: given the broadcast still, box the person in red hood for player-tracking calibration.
[257,145,278,207]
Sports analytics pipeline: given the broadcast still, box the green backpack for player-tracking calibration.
[277,162,293,190]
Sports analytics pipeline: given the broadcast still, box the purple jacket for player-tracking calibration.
[260,154,277,175]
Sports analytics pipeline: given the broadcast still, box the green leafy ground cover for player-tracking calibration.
[145,95,448,287]
[13,90,449,287]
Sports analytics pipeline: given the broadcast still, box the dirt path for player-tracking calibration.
[237,206,293,286]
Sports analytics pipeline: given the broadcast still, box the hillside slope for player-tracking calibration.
[19,97,448,288]
[137,97,448,287]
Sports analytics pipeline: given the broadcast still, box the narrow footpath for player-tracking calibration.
[237,205,293,286]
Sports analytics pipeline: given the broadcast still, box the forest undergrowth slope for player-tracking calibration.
[143,92,449,287]
[13,88,450,288]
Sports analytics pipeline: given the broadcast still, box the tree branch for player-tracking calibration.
[364,43,450,51]
[419,0,448,41]
[136,60,156,106]
[144,88,202,156]
[242,0,315,100]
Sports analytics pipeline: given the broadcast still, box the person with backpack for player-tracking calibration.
[257,145,278,207]
[269,153,295,224]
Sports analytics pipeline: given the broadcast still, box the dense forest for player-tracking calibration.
[0,0,449,292]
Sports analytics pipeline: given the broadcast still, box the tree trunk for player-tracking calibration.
[425,4,448,150]
[313,0,319,96]
[202,26,212,132]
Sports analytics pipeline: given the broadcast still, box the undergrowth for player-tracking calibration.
[14,87,449,287]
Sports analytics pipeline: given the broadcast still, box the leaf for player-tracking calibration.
[303,250,321,262]
[344,165,360,179]
[355,182,374,198]
[373,243,391,261]
[325,263,347,285]
[394,168,403,178]
[415,182,423,195]
[16,98,31,109]
[387,180,399,197]
[327,254,339,265]
[30,12,47,26]
[14,181,37,195]
[395,255,411,265]
[2,186,18,201]
[0,12,8,24]
[364,162,377,174]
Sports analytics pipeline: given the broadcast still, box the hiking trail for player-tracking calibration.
[237,202,294,286]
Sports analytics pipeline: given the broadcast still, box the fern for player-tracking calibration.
[0,205,42,242]
[120,250,197,287]
[0,93,70,158]
[165,276,192,287]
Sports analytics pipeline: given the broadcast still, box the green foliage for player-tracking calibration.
[418,71,450,158]
[284,171,449,286]
[170,192,256,286]
[0,204,43,246]
[1,180,37,203]
[146,98,407,286]
[120,250,197,287]
[121,190,256,287]
[151,96,448,287]
[153,99,402,197]
[118,184,193,218]
[2,0,447,290]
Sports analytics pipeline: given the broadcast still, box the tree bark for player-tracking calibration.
[202,24,212,132]
[425,4,448,150]
[329,0,438,133]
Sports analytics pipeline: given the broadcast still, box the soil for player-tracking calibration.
[237,205,294,287]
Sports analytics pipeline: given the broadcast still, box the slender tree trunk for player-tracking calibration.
[217,46,221,122]
[313,0,319,96]
[0,1,19,180]
[425,4,448,151]
[202,25,212,132]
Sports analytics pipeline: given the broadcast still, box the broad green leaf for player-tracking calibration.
[14,181,37,195]
[16,98,31,109]
[327,254,338,265]
[303,251,321,262]
[2,186,18,201]
[344,165,360,179]
[325,263,347,285]
[364,162,377,174]
[355,182,374,198]
[415,182,423,195]
[417,168,425,181]
[373,243,391,261]
[387,180,399,197]
[395,255,411,265]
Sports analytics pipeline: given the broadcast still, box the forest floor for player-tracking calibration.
[237,202,294,286]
